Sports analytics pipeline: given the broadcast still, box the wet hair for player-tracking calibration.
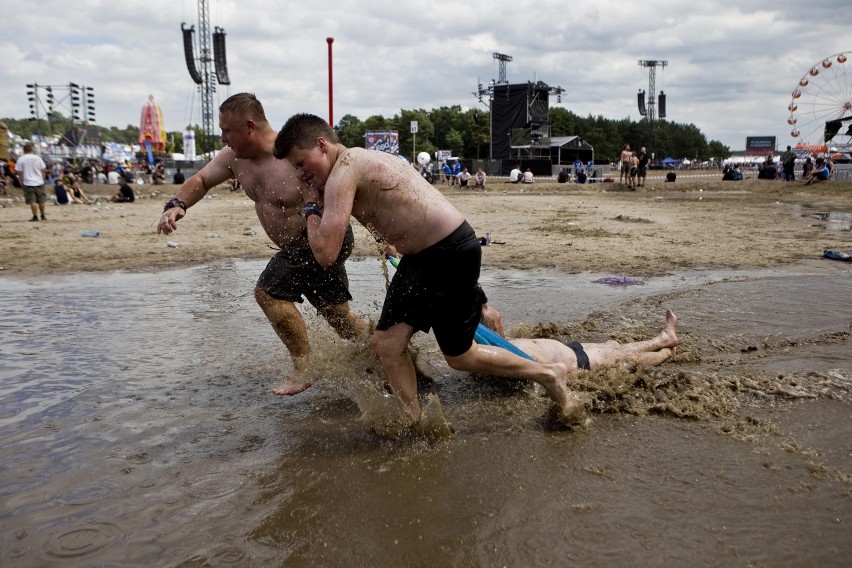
[273,113,339,160]
[219,93,268,125]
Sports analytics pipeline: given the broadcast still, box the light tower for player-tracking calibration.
[181,0,231,155]
[638,59,668,158]
[493,52,513,84]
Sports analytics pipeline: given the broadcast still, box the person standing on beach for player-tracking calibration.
[628,152,639,190]
[157,93,367,396]
[781,146,796,182]
[637,146,650,187]
[273,113,584,425]
[16,143,48,221]
[619,144,631,185]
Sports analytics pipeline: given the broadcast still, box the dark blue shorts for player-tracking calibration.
[256,224,354,308]
[377,221,486,357]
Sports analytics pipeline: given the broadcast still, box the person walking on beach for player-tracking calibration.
[157,93,367,396]
[16,143,48,221]
[274,113,584,425]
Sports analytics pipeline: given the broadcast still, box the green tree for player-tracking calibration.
[336,114,364,148]
[707,140,731,161]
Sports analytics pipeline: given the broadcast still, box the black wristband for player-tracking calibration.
[164,197,188,212]
[300,202,322,220]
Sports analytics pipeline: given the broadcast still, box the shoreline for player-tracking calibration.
[1,175,850,279]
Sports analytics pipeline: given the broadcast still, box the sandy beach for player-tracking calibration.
[1,173,851,277]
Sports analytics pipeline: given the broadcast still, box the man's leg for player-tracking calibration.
[372,322,420,420]
[317,301,368,340]
[445,344,584,422]
[584,309,679,369]
[254,286,313,395]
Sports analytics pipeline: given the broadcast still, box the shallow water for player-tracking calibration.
[1,258,850,566]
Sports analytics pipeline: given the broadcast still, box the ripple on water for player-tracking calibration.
[33,521,127,562]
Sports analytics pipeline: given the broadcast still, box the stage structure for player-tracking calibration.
[24,82,96,161]
[474,53,566,174]
[181,0,231,154]
[637,59,668,158]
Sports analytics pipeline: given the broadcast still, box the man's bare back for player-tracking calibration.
[323,147,466,256]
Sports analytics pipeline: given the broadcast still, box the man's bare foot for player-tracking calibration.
[538,363,589,425]
[659,309,679,349]
[272,379,312,396]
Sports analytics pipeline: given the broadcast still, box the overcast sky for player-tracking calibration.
[2,0,849,152]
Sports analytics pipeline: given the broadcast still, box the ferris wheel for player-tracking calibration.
[787,51,852,152]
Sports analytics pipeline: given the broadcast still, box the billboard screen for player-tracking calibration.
[364,131,399,154]
[745,136,776,156]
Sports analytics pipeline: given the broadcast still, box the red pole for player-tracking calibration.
[326,37,334,127]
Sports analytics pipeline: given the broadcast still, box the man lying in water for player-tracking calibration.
[481,308,679,374]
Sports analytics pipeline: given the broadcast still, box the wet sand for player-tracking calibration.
[1,173,851,566]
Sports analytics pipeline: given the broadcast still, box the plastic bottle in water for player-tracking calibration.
[80,229,101,237]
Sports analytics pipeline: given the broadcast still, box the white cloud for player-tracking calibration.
[1,0,849,151]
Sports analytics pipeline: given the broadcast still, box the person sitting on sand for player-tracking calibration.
[68,177,92,204]
[804,158,830,185]
[474,167,487,189]
[111,178,135,202]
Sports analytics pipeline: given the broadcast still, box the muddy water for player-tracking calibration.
[1,259,850,566]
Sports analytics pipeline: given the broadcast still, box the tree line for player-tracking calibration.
[335,106,731,163]
[4,106,731,163]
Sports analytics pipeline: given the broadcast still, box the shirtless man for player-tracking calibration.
[157,94,366,395]
[504,309,678,373]
[628,151,639,190]
[273,113,581,424]
[619,144,631,185]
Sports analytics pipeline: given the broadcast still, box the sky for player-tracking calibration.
[2,0,849,153]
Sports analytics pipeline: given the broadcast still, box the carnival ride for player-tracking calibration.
[138,95,167,163]
[787,51,851,157]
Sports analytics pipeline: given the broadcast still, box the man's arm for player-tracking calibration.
[303,166,357,268]
[158,150,234,234]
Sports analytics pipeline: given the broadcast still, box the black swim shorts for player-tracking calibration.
[567,341,591,370]
[377,220,485,357]
[256,224,354,308]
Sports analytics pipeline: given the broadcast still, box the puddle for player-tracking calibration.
[808,211,852,231]
[0,259,850,567]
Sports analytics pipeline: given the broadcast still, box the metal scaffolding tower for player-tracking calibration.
[197,0,214,151]
[181,0,230,154]
[638,59,668,158]
[493,52,513,84]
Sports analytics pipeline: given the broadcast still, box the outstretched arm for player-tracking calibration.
[158,150,234,234]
